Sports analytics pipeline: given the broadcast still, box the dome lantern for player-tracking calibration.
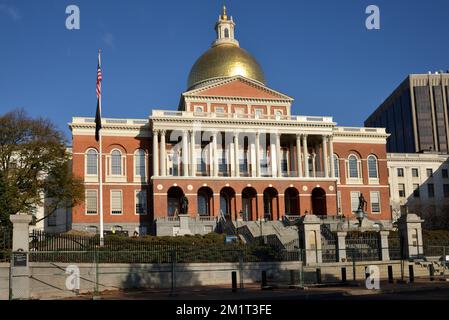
[213,5,239,47]
[187,6,265,89]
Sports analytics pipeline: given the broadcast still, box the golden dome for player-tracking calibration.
[187,43,266,89]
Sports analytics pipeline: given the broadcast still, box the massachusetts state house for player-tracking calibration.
[70,7,391,236]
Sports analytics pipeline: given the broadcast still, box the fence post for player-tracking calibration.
[239,249,244,290]
[408,264,414,283]
[93,247,100,299]
[379,231,390,261]
[298,215,322,265]
[388,265,394,283]
[341,267,347,283]
[352,249,356,281]
[231,271,237,292]
[336,231,347,262]
[169,249,176,296]
[10,214,32,300]
[261,270,267,289]
[397,213,424,260]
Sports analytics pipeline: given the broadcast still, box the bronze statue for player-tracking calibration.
[180,195,189,215]
[357,193,367,212]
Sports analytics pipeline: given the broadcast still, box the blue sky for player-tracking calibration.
[1,0,449,140]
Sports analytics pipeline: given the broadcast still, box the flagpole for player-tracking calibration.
[98,49,104,246]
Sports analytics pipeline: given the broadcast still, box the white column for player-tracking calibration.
[322,135,329,178]
[329,136,335,178]
[276,133,282,177]
[270,134,277,177]
[213,131,219,177]
[312,154,316,178]
[302,135,309,178]
[190,130,196,177]
[296,134,302,178]
[250,136,256,177]
[182,130,189,177]
[255,132,261,177]
[160,130,166,176]
[234,131,240,177]
[152,129,159,176]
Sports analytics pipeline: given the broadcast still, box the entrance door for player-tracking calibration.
[311,188,327,215]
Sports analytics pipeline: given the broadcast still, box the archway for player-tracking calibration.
[197,187,213,216]
[167,186,184,216]
[263,187,279,221]
[220,187,235,221]
[285,187,300,215]
[311,187,327,216]
[242,187,257,221]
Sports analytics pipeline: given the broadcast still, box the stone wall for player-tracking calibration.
[0,260,427,300]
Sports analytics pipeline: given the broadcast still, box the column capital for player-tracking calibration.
[152,128,160,135]
[160,129,167,135]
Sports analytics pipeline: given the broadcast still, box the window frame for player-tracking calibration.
[133,149,147,182]
[367,155,379,184]
[370,191,381,214]
[347,154,362,184]
[85,189,98,215]
[134,190,148,215]
[106,148,127,182]
[110,189,123,215]
[85,148,99,182]
[350,191,361,213]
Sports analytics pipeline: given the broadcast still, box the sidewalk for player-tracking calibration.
[67,278,449,300]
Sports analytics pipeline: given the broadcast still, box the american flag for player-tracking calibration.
[95,50,102,142]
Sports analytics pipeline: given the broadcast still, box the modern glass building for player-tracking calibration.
[365,73,449,153]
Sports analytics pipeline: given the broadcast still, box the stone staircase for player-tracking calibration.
[231,220,299,247]
[414,259,449,278]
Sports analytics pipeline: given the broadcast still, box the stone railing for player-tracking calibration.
[151,110,334,124]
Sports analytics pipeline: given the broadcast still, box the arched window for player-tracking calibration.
[111,150,122,175]
[333,154,339,178]
[348,155,359,178]
[367,155,378,179]
[224,28,229,38]
[86,149,98,175]
[134,149,146,177]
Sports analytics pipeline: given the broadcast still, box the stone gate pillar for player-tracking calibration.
[336,231,347,262]
[397,213,424,259]
[299,215,322,265]
[10,213,32,300]
[379,230,390,261]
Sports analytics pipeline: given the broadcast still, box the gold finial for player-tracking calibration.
[221,5,228,20]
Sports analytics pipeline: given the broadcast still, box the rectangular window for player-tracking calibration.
[350,192,360,213]
[215,107,225,113]
[444,184,449,198]
[111,190,123,215]
[255,109,263,118]
[135,190,147,215]
[443,169,448,179]
[413,184,420,198]
[397,168,404,177]
[411,168,419,178]
[428,184,435,198]
[47,211,57,226]
[427,168,433,177]
[398,184,406,198]
[86,190,98,215]
[370,192,380,213]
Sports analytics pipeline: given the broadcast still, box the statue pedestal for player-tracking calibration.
[177,214,192,236]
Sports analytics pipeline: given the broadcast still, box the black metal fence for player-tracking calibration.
[29,230,301,263]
